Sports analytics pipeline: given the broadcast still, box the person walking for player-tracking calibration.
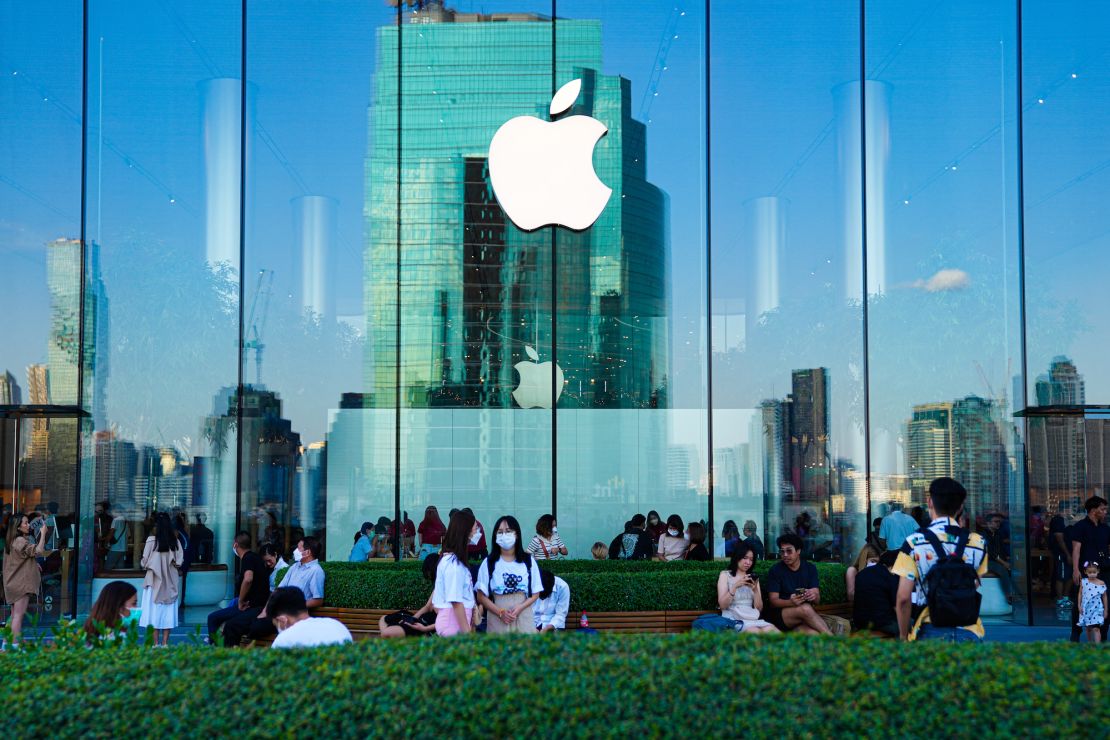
[139,512,184,647]
[476,515,543,634]
[1076,560,1107,644]
[3,512,49,644]
[1069,496,1109,643]
[893,477,988,642]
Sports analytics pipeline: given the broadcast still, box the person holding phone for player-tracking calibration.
[3,511,49,644]
[380,553,441,638]
[766,533,831,634]
[717,541,778,633]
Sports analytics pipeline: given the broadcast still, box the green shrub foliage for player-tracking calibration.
[3,634,1105,737]
[309,559,847,610]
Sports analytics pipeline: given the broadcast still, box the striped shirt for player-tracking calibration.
[892,517,988,640]
[527,534,565,560]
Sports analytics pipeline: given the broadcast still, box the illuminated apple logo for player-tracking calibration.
[512,345,564,409]
[488,78,612,231]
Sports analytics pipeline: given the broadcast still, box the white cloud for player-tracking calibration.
[913,268,970,292]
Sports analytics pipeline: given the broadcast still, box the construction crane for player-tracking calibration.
[639,7,685,124]
[244,269,274,386]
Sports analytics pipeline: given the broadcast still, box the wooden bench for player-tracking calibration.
[244,600,856,646]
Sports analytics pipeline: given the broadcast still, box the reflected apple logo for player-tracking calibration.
[512,345,564,410]
[488,79,612,231]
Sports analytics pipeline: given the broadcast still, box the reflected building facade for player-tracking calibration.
[366,5,669,409]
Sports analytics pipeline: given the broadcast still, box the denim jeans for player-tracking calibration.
[917,623,981,643]
[206,599,239,642]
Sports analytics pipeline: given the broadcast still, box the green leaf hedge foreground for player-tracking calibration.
[4,634,1106,738]
[307,559,848,611]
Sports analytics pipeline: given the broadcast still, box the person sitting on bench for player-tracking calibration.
[268,587,351,649]
[766,533,832,635]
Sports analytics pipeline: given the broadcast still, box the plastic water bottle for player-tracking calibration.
[579,611,589,628]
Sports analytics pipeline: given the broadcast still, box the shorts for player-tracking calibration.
[383,610,435,637]
[917,623,981,643]
[434,606,473,637]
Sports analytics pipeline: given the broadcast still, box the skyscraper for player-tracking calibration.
[905,396,1010,513]
[46,237,108,428]
[0,370,21,404]
[1027,358,1106,514]
[365,3,669,409]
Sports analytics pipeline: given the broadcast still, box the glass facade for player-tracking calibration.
[2,0,1106,627]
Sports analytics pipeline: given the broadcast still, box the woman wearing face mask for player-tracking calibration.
[3,511,49,644]
[527,514,568,560]
[476,516,544,634]
[646,510,666,544]
[432,509,480,636]
[84,580,140,642]
[655,514,688,561]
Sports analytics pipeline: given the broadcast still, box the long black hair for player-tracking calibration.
[488,515,527,562]
[728,540,757,577]
[153,512,176,553]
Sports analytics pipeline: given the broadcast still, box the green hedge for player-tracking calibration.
[309,559,847,611]
[4,634,1105,737]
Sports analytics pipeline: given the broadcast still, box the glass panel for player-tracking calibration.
[0,2,83,409]
[84,1,241,618]
[246,1,392,564]
[554,1,707,559]
[1024,0,1110,625]
[0,415,80,627]
[711,1,864,563]
[395,1,556,557]
[866,1,1026,620]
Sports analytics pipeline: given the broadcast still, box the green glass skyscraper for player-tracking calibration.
[365,3,669,410]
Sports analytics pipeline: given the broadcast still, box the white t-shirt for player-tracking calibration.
[432,553,476,609]
[476,556,543,597]
[533,576,571,630]
[271,617,352,648]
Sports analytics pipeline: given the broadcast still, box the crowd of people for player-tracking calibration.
[6,476,1108,649]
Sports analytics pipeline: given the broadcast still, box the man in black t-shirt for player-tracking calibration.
[852,550,900,635]
[766,533,831,634]
[207,532,272,647]
[1069,496,1109,642]
[608,514,654,560]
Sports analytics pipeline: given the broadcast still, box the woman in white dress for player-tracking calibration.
[717,541,779,634]
[139,512,184,647]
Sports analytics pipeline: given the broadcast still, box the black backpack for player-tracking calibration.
[921,528,981,628]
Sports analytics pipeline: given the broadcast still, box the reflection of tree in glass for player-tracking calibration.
[101,233,238,449]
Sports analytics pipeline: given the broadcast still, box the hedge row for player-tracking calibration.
[4,634,1106,737]
[311,559,848,611]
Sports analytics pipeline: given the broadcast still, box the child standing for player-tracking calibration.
[1077,560,1107,644]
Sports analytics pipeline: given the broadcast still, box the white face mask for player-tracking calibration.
[667,528,680,537]
[469,529,482,546]
[496,532,517,550]
[552,526,558,535]
[293,548,303,563]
